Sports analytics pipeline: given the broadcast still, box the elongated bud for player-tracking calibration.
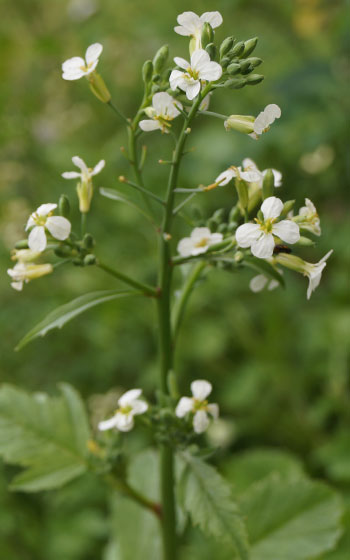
[152,44,169,73]
[54,245,73,258]
[220,36,234,58]
[224,114,254,133]
[205,42,217,60]
[201,22,214,48]
[296,236,315,247]
[83,233,95,249]
[212,208,225,223]
[224,77,247,89]
[243,37,258,57]
[235,178,248,210]
[230,41,245,57]
[262,169,274,199]
[11,248,41,262]
[207,218,218,232]
[245,57,263,68]
[282,200,296,216]
[15,239,29,249]
[142,60,153,85]
[58,194,70,218]
[239,60,254,74]
[77,180,93,213]
[227,63,241,75]
[88,72,111,103]
[229,206,240,223]
[246,74,264,85]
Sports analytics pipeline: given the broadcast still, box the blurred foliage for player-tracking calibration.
[0,0,349,557]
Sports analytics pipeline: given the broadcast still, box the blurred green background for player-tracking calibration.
[0,0,349,558]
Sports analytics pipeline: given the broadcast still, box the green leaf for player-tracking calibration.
[177,452,249,560]
[0,383,90,491]
[16,289,137,350]
[240,475,343,560]
[108,450,162,560]
[243,256,285,288]
[100,187,153,223]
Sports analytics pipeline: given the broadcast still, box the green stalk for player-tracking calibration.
[97,261,157,297]
[172,261,207,341]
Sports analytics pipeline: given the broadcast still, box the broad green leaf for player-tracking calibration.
[322,503,350,559]
[178,452,249,560]
[108,450,162,560]
[16,290,137,350]
[243,256,285,288]
[0,383,90,491]
[100,187,153,223]
[240,475,343,560]
[222,448,304,494]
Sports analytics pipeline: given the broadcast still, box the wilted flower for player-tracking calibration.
[139,92,182,133]
[98,389,148,433]
[170,49,222,100]
[236,196,300,259]
[176,380,219,434]
[62,43,103,80]
[292,198,321,236]
[62,156,105,213]
[7,262,53,291]
[26,204,71,252]
[174,11,223,52]
[224,104,281,139]
[177,227,223,257]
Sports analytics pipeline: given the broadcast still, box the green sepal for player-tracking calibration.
[262,169,275,199]
[152,44,169,73]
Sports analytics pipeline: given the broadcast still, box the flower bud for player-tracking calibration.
[15,239,29,249]
[201,22,214,48]
[296,236,315,247]
[243,37,258,57]
[235,178,248,210]
[11,249,41,262]
[152,73,161,83]
[246,74,264,85]
[245,57,263,68]
[282,200,296,216]
[152,44,169,73]
[230,41,245,57]
[77,181,93,214]
[262,169,274,199]
[239,61,254,75]
[212,208,225,223]
[229,206,240,223]
[207,218,218,232]
[219,36,234,58]
[224,114,254,133]
[227,63,241,75]
[220,56,231,69]
[54,245,73,258]
[142,60,153,85]
[205,43,217,60]
[88,72,111,103]
[217,223,228,234]
[58,194,70,218]
[84,254,96,265]
[83,233,95,249]
[224,77,247,89]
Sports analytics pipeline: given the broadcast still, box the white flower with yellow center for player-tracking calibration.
[236,196,300,259]
[139,92,183,133]
[293,198,321,236]
[7,262,53,291]
[98,389,148,433]
[62,156,105,213]
[170,49,222,101]
[26,204,71,252]
[176,380,219,434]
[62,43,103,80]
[174,11,223,52]
[214,165,261,187]
[177,227,223,257]
[224,104,281,139]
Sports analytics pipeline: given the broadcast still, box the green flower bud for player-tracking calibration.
[151,84,161,94]
[220,56,231,69]
[152,44,169,73]
[246,73,264,85]
[239,60,254,75]
[205,42,217,60]
[224,77,247,89]
[245,57,263,68]
[54,245,72,258]
[219,36,234,58]
[262,169,274,199]
[229,206,240,223]
[224,114,254,132]
[227,63,241,75]
[227,221,238,232]
[217,223,228,234]
[84,254,97,265]
[230,41,245,57]
[15,239,29,249]
[234,251,244,263]
[142,60,153,84]
[207,217,218,232]
[282,200,296,216]
[58,194,70,218]
[201,22,214,48]
[296,236,315,247]
[235,178,248,210]
[83,233,95,249]
[243,37,258,57]
[212,208,225,223]
[88,72,111,103]
[152,73,161,83]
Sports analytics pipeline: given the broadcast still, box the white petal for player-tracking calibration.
[177,11,202,34]
[191,49,210,70]
[28,227,47,252]
[200,11,223,29]
[26,216,36,230]
[11,281,23,291]
[85,43,103,65]
[215,168,236,186]
[118,388,142,406]
[62,56,85,73]
[174,25,191,36]
[153,92,171,114]
[264,103,281,120]
[92,160,105,175]
[72,156,88,172]
[174,56,190,70]
[191,227,211,240]
[36,203,57,216]
[272,220,300,244]
[268,279,279,291]
[209,233,223,245]
[175,396,194,417]
[62,68,87,81]
[139,119,161,132]
[98,415,118,431]
[272,169,282,187]
[131,400,148,415]
[185,81,201,100]
[235,223,262,248]
[115,412,134,432]
[242,158,258,171]
[240,170,261,183]
[261,196,283,220]
[191,379,212,400]
[169,70,186,90]
[207,403,219,420]
[46,216,71,240]
[177,237,195,257]
[199,61,222,82]
[253,112,270,134]
[62,171,81,179]
[193,410,210,433]
[251,233,275,259]
[249,274,268,292]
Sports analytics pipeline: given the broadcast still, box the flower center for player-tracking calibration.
[194,237,209,248]
[186,67,199,80]
[193,398,208,411]
[119,405,133,415]
[33,212,52,226]
[255,217,276,234]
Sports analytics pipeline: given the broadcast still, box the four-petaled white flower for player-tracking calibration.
[174,11,223,51]
[7,262,53,291]
[176,380,219,434]
[26,204,71,252]
[62,155,105,182]
[98,389,148,433]
[170,49,222,100]
[236,196,300,259]
[250,104,281,139]
[62,43,103,80]
[214,165,261,187]
[249,273,280,293]
[139,92,183,133]
[294,198,321,236]
[242,158,282,188]
[177,227,223,257]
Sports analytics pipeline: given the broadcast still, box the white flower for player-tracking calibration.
[242,158,282,188]
[249,273,281,293]
[177,227,223,257]
[62,43,103,80]
[62,156,105,213]
[7,262,53,291]
[215,165,261,187]
[26,204,71,252]
[236,196,300,259]
[11,248,42,263]
[170,50,222,100]
[293,198,321,236]
[98,389,148,433]
[174,11,223,51]
[139,92,182,133]
[224,104,281,139]
[176,380,219,434]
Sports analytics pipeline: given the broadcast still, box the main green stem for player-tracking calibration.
[156,86,211,560]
